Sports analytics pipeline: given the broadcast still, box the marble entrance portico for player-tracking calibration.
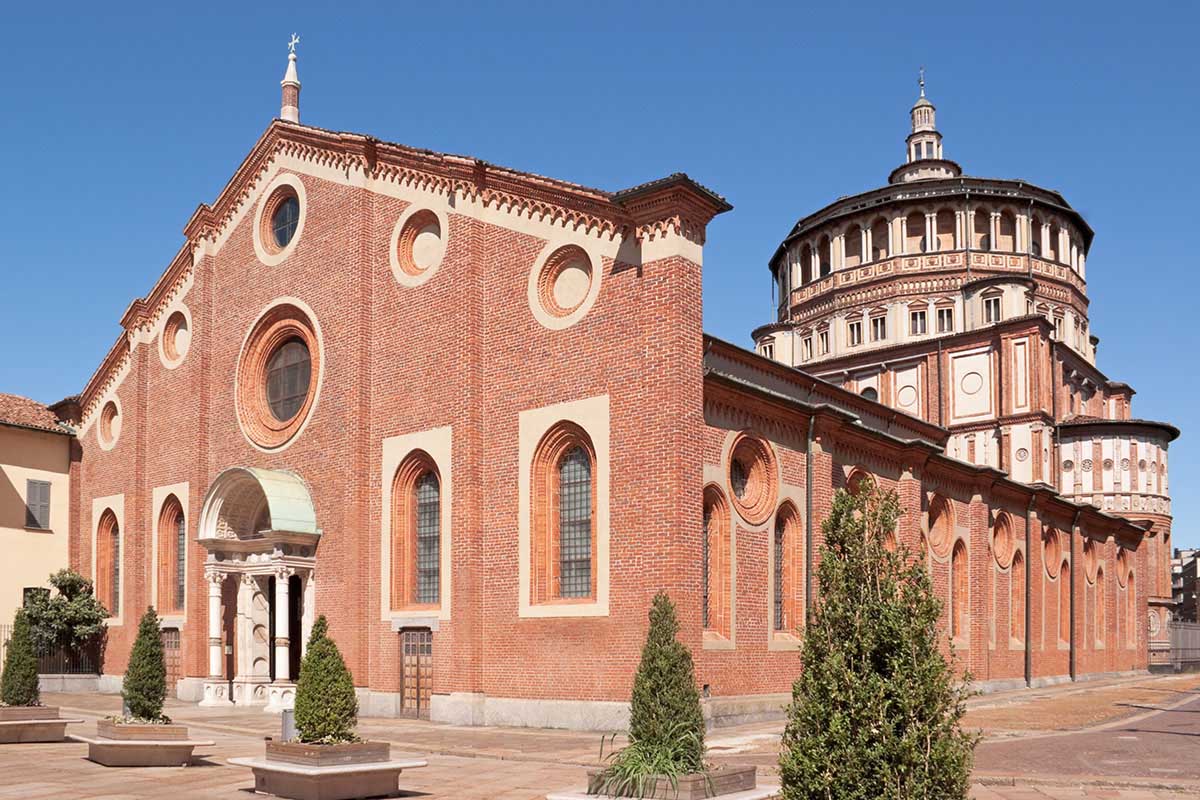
[196,467,320,713]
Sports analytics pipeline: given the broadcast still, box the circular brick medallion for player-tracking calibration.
[390,206,449,287]
[527,241,603,330]
[726,432,777,526]
[1083,539,1098,584]
[236,301,322,451]
[992,513,1014,569]
[160,309,191,368]
[98,399,121,450]
[1044,528,1062,578]
[927,495,954,558]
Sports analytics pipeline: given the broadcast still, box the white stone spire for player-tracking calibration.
[280,34,301,123]
[888,68,961,184]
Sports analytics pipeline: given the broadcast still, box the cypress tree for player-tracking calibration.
[293,615,358,744]
[627,592,706,769]
[122,607,167,722]
[779,481,977,800]
[1,609,41,707]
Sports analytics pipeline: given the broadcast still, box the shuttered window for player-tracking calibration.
[25,480,51,529]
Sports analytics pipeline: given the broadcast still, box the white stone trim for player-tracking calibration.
[526,239,605,331]
[156,302,193,371]
[388,204,450,288]
[234,296,325,454]
[518,394,610,618]
[150,482,190,618]
[379,425,453,622]
[91,493,125,627]
[252,172,308,267]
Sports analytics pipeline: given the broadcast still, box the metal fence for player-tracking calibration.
[1168,621,1200,672]
[0,623,101,675]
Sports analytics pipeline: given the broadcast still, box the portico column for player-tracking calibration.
[206,569,223,678]
[274,567,293,682]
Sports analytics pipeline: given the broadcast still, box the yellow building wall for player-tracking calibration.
[0,425,71,624]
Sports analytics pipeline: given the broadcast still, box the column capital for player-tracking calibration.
[204,568,224,586]
[274,565,296,582]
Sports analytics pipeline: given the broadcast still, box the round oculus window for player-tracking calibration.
[265,338,311,422]
[726,433,777,525]
[237,302,321,450]
[260,185,301,254]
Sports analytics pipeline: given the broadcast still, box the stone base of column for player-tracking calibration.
[230,676,273,707]
[199,680,234,707]
[264,682,297,714]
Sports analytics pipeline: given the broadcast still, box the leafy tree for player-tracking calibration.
[1,609,41,707]
[122,607,167,722]
[293,616,358,744]
[593,592,706,796]
[779,481,978,800]
[23,569,108,654]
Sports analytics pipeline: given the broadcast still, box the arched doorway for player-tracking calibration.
[197,467,320,712]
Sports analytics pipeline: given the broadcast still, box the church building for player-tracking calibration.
[38,50,1175,729]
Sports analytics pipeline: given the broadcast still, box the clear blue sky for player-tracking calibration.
[1,2,1195,545]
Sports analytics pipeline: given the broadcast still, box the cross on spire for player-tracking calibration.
[288,33,300,54]
[919,66,926,97]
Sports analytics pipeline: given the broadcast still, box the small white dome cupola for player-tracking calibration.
[888,68,962,184]
[280,33,301,123]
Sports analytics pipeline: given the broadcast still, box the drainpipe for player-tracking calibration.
[1025,494,1035,687]
[1070,509,1081,681]
[805,414,816,618]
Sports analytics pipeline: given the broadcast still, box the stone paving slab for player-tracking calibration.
[8,679,1199,800]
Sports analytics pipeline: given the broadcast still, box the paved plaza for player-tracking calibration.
[1,674,1198,799]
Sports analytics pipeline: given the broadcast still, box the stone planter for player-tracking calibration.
[71,720,214,767]
[96,719,190,741]
[266,739,390,766]
[0,706,83,743]
[551,765,768,800]
[230,740,426,800]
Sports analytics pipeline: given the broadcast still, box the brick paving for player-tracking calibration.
[1,677,1197,800]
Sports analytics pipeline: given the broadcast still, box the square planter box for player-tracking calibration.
[0,706,82,744]
[585,765,758,800]
[266,740,391,767]
[231,743,426,800]
[96,719,190,741]
[72,721,214,767]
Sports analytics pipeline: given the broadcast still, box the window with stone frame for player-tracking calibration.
[531,423,597,604]
[96,510,120,617]
[984,293,1002,324]
[937,306,954,333]
[157,495,186,614]
[951,539,968,643]
[910,309,927,336]
[702,484,731,638]
[818,329,829,354]
[871,315,887,342]
[848,320,863,347]
[391,451,442,610]
[773,503,802,635]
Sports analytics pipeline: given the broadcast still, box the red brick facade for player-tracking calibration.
[61,115,1152,728]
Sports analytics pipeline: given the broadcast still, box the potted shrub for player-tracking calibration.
[575,593,763,800]
[230,615,425,799]
[78,607,212,766]
[0,608,82,743]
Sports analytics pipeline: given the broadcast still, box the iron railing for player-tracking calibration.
[0,624,102,675]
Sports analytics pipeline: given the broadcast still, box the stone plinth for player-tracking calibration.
[71,722,213,767]
[229,755,427,800]
[0,706,83,744]
[580,765,759,800]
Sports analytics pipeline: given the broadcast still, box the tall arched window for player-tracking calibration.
[951,540,968,642]
[702,485,731,637]
[532,424,596,604]
[96,510,120,617]
[391,451,442,610]
[843,225,862,268]
[774,503,802,634]
[158,496,186,614]
[1059,558,1071,644]
[818,235,832,277]
[557,447,592,599]
[997,211,1017,251]
[870,217,889,261]
[971,209,990,250]
[1095,566,1105,646]
[935,208,955,250]
[1011,551,1025,643]
[905,211,926,253]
